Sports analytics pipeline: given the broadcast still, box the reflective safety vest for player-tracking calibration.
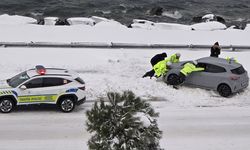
[153,59,169,77]
[165,54,180,63]
[180,63,204,76]
[226,57,238,63]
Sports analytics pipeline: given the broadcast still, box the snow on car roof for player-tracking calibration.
[197,57,241,69]
[26,67,78,78]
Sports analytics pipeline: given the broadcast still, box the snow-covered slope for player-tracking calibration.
[0,14,249,47]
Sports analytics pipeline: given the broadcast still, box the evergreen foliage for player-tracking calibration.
[86,91,162,150]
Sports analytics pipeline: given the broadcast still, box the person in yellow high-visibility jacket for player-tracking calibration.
[153,60,172,78]
[143,52,181,78]
[165,53,181,63]
[178,60,204,85]
[226,57,238,63]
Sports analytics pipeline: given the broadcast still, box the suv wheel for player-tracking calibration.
[58,97,75,113]
[167,74,180,85]
[0,98,15,113]
[217,84,232,97]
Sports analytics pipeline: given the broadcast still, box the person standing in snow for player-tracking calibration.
[210,42,221,57]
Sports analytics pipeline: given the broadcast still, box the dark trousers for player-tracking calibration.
[142,69,155,78]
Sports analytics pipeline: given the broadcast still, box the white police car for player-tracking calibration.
[0,65,86,113]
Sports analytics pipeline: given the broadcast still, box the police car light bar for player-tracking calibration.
[35,65,46,75]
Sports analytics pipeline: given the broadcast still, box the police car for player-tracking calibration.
[0,65,86,113]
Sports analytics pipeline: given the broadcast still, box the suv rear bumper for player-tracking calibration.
[76,97,86,105]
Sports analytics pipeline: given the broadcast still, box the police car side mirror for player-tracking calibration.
[20,85,27,90]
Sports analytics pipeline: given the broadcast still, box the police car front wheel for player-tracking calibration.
[0,98,15,113]
[58,97,75,112]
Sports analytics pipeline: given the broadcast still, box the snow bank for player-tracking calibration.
[44,17,59,25]
[191,21,227,31]
[94,20,127,29]
[154,22,191,30]
[202,14,215,22]
[67,17,95,26]
[130,19,227,31]
[245,24,250,30]
[162,10,182,19]
[0,14,37,25]
[91,16,109,24]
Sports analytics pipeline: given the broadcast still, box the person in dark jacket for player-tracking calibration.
[150,52,167,66]
[142,52,167,78]
[210,42,221,57]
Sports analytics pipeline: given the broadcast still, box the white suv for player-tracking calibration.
[0,65,86,113]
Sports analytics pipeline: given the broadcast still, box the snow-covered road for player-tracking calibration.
[1,103,250,150]
[0,47,250,150]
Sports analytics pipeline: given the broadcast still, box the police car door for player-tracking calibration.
[17,77,46,104]
[17,77,64,104]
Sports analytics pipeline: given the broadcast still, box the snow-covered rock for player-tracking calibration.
[0,14,37,25]
[44,17,59,25]
[94,20,127,29]
[162,10,182,19]
[130,23,155,30]
[191,21,227,31]
[244,24,250,30]
[154,22,191,30]
[67,17,95,26]
[132,19,155,25]
[202,14,215,22]
[91,16,109,24]
[130,19,155,30]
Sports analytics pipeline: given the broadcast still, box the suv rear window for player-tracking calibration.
[75,77,85,84]
[231,66,245,75]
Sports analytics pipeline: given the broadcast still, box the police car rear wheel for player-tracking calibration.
[0,98,14,113]
[59,98,75,112]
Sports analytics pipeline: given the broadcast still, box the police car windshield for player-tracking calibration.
[8,71,30,88]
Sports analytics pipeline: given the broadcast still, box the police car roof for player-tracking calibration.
[26,68,78,78]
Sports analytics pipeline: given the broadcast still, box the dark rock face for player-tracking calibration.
[215,16,226,24]
[192,16,203,23]
[150,7,163,16]
[55,19,70,25]
[37,18,70,25]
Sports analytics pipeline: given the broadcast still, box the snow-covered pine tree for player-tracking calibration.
[86,91,162,150]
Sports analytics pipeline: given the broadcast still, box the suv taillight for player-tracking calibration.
[79,86,85,91]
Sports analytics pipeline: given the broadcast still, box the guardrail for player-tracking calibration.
[1,42,250,50]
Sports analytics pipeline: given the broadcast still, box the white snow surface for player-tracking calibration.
[44,17,59,25]
[202,14,215,21]
[245,24,250,30]
[0,16,250,150]
[0,14,37,25]
[67,17,95,26]
[0,47,250,150]
[191,21,227,31]
[0,22,249,46]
